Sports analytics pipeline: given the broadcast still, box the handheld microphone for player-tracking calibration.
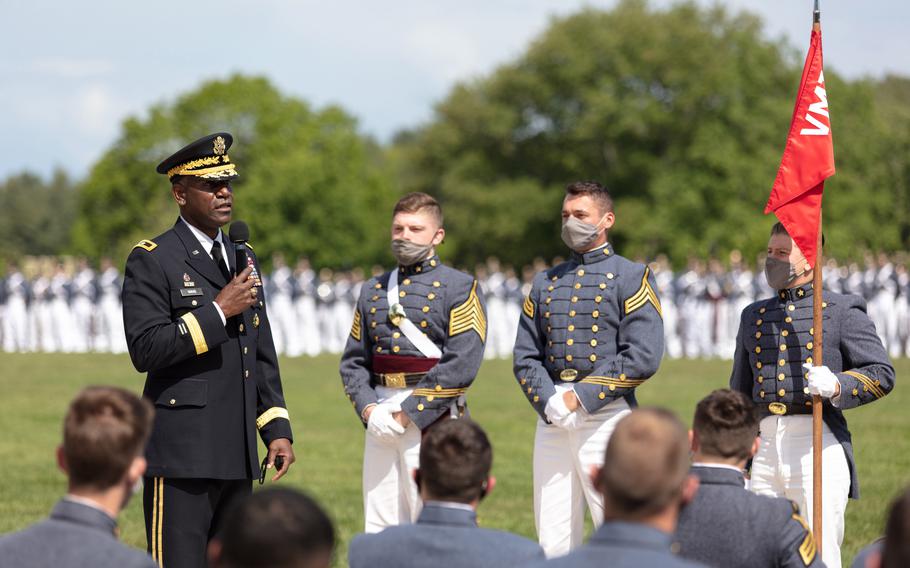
[228,221,261,287]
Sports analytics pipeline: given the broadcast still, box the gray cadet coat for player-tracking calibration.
[0,499,156,568]
[676,465,824,567]
[348,503,544,568]
[340,255,487,430]
[530,521,706,568]
[514,243,664,418]
[730,284,895,498]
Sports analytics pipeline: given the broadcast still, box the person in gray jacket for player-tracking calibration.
[531,408,704,568]
[676,389,823,567]
[0,386,156,568]
[348,419,544,568]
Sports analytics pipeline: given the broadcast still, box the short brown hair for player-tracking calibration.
[883,487,910,568]
[217,488,335,568]
[693,389,759,461]
[63,386,154,489]
[393,192,444,226]
[596,408,690,520]
[565,181,613,213]
[418,419,492,503]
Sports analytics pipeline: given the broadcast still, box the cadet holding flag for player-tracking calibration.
[340,192,487,533]
[513,181,664,556]
[731,6,895,567]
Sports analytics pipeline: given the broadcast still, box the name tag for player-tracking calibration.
[180,288,205,297]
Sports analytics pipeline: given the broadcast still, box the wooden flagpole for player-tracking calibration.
[811,2,824,550]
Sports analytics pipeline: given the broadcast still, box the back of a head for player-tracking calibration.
[217,488,334,568]
[882,487,910,568]
[63,386,154,490]
[692,389,759,462]
[597,408,690,520]
[419,419,492,504]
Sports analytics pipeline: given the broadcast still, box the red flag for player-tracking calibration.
[765,29,835,267]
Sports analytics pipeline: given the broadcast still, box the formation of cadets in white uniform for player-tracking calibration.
[3,251,909,359]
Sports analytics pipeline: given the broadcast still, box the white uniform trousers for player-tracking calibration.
[362,386,422,533]
[534,395,631,557]
[751,415,850,568]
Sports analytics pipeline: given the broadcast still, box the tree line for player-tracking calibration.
[4,0,909,271]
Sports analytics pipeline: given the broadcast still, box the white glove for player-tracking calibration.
[803,363,840,399]
[545,392,582,430]
[367,404,406,439]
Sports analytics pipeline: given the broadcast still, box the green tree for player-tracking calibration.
[392,0,907,267]
[73,74,398,269]
[0,169,76,259]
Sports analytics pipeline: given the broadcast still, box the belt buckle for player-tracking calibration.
[768,402,787,416]
[385,373,407,388]
[560,369,578,382]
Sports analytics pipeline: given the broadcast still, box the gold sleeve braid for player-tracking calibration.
[350,309,362,341]
[449,281,487,342]
[256,407,290,430]
[623,267,662,317]
[523,295,535,318]
[180,312,208,355]
[843,370,885,398]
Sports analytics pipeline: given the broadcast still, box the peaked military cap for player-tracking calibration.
[156,132,238,181]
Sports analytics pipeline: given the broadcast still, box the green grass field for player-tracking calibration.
[1,354,906,566]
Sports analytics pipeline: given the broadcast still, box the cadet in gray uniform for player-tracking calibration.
[676,389,822,568]
[529,409,704,568]
[348,419,544,568]
[514,181,664,556]
[731,223,895,568]
[0,386,156,568]
[340,192,487,532]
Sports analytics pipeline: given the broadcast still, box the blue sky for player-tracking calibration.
[1,0,906,180]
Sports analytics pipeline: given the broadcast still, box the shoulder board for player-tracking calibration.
[132,239,157,252]
[244,242,254,251]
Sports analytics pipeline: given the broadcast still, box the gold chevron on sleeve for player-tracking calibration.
[523,295,535,319]
[350,308,362,341]
[623,267,662,317]
[843,370,885,399]
[791,513,817,565]
[449,281,487,342]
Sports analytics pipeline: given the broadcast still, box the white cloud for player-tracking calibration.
[32,57,115,79]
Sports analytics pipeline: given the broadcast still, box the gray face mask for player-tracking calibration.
[391,239,434,267]
[561,215,605,252]
[765,257,804,290]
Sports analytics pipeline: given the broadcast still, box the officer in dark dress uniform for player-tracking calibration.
[513,181,664,556]
[122,133,294,568]
[730,222,894,568]
[339,192,487,532]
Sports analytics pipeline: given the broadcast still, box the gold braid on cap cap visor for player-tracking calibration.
[167,155,236,178]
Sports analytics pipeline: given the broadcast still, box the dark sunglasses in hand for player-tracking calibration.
[258,455,285,485]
